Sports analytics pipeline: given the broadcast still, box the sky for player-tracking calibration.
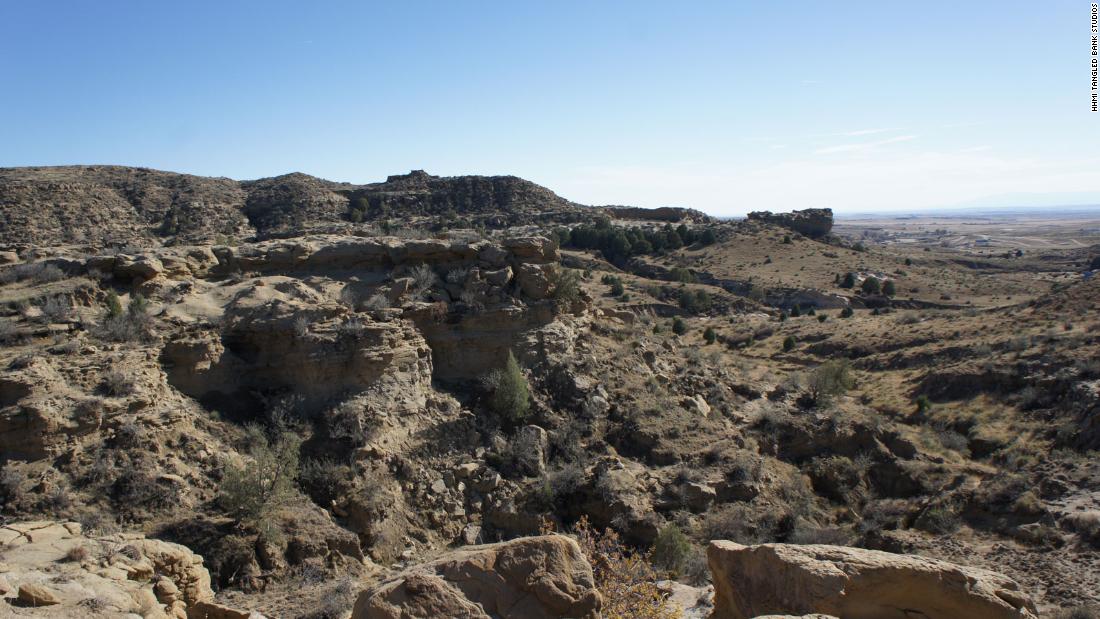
[2,1,1099,216]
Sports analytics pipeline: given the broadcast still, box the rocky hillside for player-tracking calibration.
[0,166,615,248]
[0,170,1097,617]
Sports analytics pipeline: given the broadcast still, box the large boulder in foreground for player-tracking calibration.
[707,541,1037,619]
[0,521,257,618]
[352,534,601,619]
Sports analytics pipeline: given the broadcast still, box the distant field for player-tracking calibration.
[836,213,1100,251]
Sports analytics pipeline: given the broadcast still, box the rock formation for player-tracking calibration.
[351,534,601,619]
[0,166,600,247]
[746,208,833,238]
[0,521,254,618]
[707,541,1038,619]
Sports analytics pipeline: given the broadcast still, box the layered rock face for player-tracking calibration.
[346,170,587,226]
[0,521,252,618]
[155,235,569,411]
[707,541,1038,619]
[746,208,833,238]
[352,535,601,619]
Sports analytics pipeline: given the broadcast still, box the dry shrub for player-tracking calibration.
[409,264,437,299]
[570,516,682,619]
[64,544,91,562]
[103,369,136,397]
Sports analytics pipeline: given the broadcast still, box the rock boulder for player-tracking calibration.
[352,534,601,619]
[707,541,1037,619]
[0,521,256,618]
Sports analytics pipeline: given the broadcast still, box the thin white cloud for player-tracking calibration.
[815,134,917,155]
[769,144,787,150]
[941,121,989,128]
[959,145,992,152]
[843,127,897,136]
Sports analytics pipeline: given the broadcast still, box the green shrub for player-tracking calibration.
[840,306,854,318]
[882,280,897,296]
[861,276,881,294]
[914,503,961,534]
[807,360,854,406]
[550,267,581,310]
[105,291,123,318]
[790,305,801,318]
[782,335,796,352]
[484,352,531,423]
[610,279,625,296]
[651,524,692,576]
[817,314,826,323]
[670,267,696,283]
[840,272,856,288]
[679,289,711,314]
[219,427,301,528]
[672,317,687,335]
[703,327,717,344]
[100,293,153,342]
[915,394,932,415]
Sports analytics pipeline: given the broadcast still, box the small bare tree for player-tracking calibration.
[410,264,438,300]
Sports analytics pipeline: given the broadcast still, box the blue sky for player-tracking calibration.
[1,1,1098,215]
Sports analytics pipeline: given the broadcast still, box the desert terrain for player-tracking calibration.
[0,166,1097,618]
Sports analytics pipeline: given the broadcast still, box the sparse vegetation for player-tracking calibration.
[703,326,717,344]
[861,276,881,295]
[651,524,692,577]
[3,165,1100,613]
[483,351,531,424]
[571,517,682,619]
[410,264,438,299]
[99,293,152,342]
[805,359,854,406]
[550,266,582,310]
[672,317,687,335]
[0,262,66,285]
[218,425,302,537]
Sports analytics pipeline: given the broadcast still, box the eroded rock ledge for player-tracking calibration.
[707,540,1038,619]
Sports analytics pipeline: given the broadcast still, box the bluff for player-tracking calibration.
[0,167,594,247]
[746,207,833,238]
